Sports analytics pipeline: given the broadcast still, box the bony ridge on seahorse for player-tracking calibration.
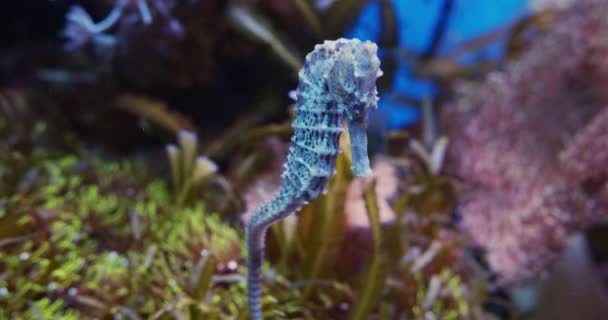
[246,38,382,320]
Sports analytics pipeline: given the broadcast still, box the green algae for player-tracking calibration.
[0,147,245,318]
[0,115,494,319]
[0,141,351,319]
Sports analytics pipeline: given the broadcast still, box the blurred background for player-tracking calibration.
[1,0,607,319]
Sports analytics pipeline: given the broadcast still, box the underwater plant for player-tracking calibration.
[166,130,217,207]
[0,146,248,318]
[246,38,382,319]
[62,1,125,51]
[62,0,183,53]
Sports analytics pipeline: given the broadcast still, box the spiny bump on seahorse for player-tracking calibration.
[246,38,382,320]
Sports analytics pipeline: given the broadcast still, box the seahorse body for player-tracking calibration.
[247,38,382,320]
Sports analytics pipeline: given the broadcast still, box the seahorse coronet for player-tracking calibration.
[246,38,382,320]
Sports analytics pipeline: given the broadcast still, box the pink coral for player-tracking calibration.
[444,0,608,285]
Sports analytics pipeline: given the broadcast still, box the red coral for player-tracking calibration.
[443,0,608,285]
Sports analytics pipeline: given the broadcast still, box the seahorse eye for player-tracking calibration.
[347,102,368,121]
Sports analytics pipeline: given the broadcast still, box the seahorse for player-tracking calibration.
[246,38,382,319]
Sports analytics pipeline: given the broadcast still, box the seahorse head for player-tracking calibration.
[298,38,382,177]
[321,39,382,115]
[327,38,382,177]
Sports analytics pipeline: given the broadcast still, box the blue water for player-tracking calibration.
[346,0,529,129]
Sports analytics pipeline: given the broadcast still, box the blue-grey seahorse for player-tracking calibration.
[246,38,382,320]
